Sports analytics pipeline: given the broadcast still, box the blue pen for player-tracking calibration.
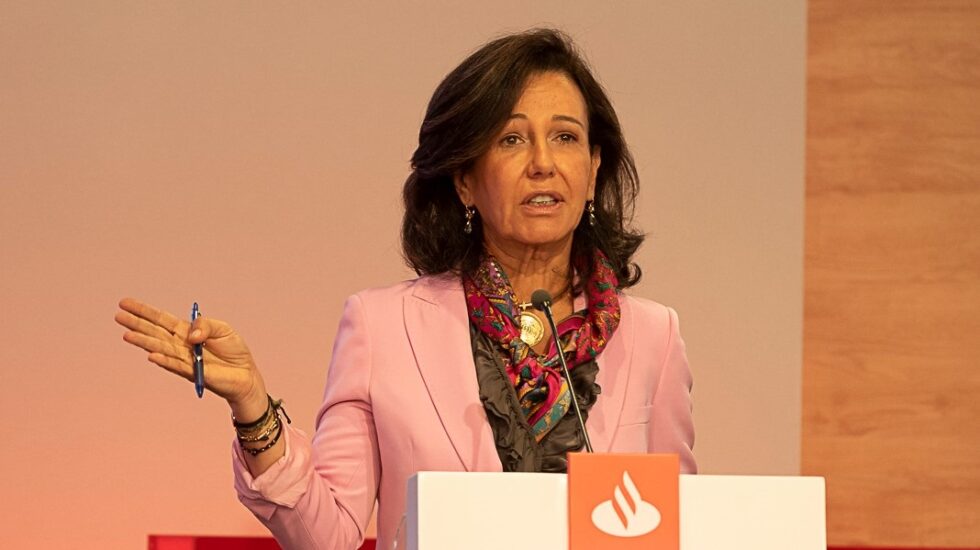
[191,302,204,398]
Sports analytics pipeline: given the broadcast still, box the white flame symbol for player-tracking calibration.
[590,470,661,537]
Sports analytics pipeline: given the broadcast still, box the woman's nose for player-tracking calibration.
[528,140,556,178]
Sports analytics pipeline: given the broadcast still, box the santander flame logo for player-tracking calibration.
[590,470,662,537]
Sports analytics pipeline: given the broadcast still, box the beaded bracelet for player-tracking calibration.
[232,395,276,429]
[238,415,280,443]
[240,418,285,456]
[236,411,278,441]
[234,395,291,456]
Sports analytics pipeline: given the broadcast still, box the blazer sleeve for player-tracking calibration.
[232,293,381,550]
[648,306,697,474]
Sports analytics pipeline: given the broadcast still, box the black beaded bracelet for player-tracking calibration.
[240,417,284,456]
[232,395,276,429]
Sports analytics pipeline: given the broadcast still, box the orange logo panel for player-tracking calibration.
[568,453,679,550]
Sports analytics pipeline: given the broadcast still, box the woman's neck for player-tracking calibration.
[483,237,572,304]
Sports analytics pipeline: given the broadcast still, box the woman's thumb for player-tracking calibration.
[188,318,213,344]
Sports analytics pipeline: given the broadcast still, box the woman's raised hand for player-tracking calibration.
[115,298,268,417]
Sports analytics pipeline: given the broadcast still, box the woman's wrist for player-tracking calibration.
[228,385,270,425]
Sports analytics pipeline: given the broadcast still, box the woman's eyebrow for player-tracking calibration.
[553,115,585,129]
[507,113,586,129]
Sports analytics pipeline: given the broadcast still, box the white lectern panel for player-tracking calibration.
[407,472,567,550]
[679,475,826,550]
[406,472,825,550]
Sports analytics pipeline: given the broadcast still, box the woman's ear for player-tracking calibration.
[454,172,474,206]
[588,146,601,198]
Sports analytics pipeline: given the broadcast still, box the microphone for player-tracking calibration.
[531,289,593,453]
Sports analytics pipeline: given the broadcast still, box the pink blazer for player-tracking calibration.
[233,274,696,550]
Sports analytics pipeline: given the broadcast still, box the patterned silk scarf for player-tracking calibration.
[463,252,621,442]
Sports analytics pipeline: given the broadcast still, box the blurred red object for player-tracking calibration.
[146,537,975,550]
[148,535,376,550]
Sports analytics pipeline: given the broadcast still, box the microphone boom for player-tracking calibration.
[532,289,594,453]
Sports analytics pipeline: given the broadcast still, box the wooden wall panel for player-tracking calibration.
[803,0,980,547]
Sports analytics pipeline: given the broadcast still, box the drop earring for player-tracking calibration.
[464,206,476,235]
[587,200,597,227]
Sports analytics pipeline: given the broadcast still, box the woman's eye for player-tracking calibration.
[556,132,578,143]
[501,134,523,146]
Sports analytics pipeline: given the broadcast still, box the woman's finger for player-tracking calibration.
[115,310,174,341]
[187,316,234,345]
[147,352,195,380]
[123,330,193,364]
[119,298,189,339]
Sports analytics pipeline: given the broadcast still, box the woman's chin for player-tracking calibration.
[497,233,575,254]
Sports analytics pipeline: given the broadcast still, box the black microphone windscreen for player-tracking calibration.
[530,289,552,311]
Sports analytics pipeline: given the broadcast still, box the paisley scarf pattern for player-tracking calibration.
[463,252,621,441]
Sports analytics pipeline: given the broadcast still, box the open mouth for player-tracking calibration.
[524,194,562,207]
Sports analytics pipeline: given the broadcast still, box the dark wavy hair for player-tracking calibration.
[401,28,644,290]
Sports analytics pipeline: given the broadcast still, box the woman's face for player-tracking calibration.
[455,71,600,258]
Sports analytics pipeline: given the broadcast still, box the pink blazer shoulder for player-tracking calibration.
[233,274,695,550]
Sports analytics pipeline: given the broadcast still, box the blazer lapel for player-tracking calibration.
[589,295,634,452]
[403,275,501,472]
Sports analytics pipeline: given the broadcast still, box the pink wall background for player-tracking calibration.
[0,2,805,548]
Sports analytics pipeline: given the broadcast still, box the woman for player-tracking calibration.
[116,29,695,550]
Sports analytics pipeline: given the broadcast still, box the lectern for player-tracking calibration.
[406,472,825,550]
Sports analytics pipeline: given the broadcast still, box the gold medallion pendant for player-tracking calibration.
[518,310,545,347]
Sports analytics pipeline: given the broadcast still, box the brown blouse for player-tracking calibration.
[470,325,601,473]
